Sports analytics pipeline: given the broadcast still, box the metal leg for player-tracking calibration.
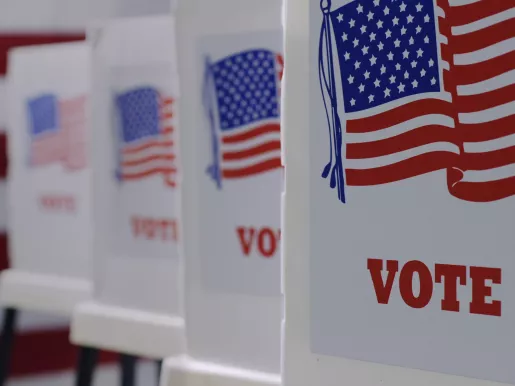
[120,353,137,386]
[0,308,18,386]
[75,346,99,386]
[156,360,163,385]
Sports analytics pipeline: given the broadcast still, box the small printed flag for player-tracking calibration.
[116,87,176,188]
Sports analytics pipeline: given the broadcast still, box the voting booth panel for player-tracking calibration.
[0,42,92,315]
[283,0,515,385]
[161,1,283,385]
[71,15,185,359]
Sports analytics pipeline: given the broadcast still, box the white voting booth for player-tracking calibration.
[0,42,92,316]
[161,1,283,385]
[70,15,185,359]
[283,0,515,386]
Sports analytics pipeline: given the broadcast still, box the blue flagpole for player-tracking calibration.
[320,0,346,203]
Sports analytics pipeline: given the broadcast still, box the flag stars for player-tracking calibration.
[380,64,387,74]
[416,25,422,34]
[393,16,399,26]
[398,83,406,93]
[407,14,414,24]
[384,6,390,15]
[394,38,401,48]
[353,38,360,47]
[370,55,378,65]
[362,45,370,55]
[412,79,419,88]
[400,2,407,12]
[360,25,367,34]
[386,29,392,38]
[342,33,348,42]
[364,70,371,79]
[429,58,435,67]
[348,74,354,84]
[420,68,427,77]
[374,0,380,6]
[431,77,437,85]
[367,11,374,21]
[377,19,384,28]
[401,26,407,35]
[359,83,366,93]
[349,18,356,27]
[357,3,364,13]
[344,52,351,60]
[424,36,430,44]
[384,87,391,97]
[417,48,424,57]
[387,51,394,60]
[378,41,385,51]
[350,98,356,106]
[368,94,375,103]
[416,3,423,12]
[411,60,418,68]
[404,70,410,79]
[424,14,431,23]
[389,74,396,84]
[403,49,410,59]
[409,36,415,45]
[370,32,377,41]
[354,60,361,69]
[395,63,401,71]
[337,13,344,22]
[374,78,381,88]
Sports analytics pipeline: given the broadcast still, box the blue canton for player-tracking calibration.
[211,49,280,131]
[27,94,59,136]
[117,87,160,143]
[331,0,441,112]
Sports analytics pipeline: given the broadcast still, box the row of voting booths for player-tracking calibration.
[1,0,514,386]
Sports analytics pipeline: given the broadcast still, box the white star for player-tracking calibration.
[394,38,401,48]
[403,49,410,59]
[428,58,435,67]
[395,63,401,71]
[412,79,419,88]
[353,38,360,47]
[401,26,407,35]
[360,25,367,34]
[387,51,394,60]
[370,55,378,65]
[348,75,354,84]
[370,32,377,41]
[416,25,422,34]
[364,71,371,80]
[400,2,407,12]
[362,45,370,55]
[393,16,399,26]
[416,3,423,12]
[373,0,380,6]
[411,60,418,68]
[431,77,437,85]
[389,74,396,84]
[384,87,391,97]
[357,4,364,13]
[377,19,384,28]
[374,78,381,88]
[386,29,392,38]
[378,41,385,51]
[420,68,427,77]
[384,6,390,15]
[417,48,424,57]
[407,14,414,24]
[344,52,351,60]
[359,83,365,93]
[398,83,406,93]
[342,33,348,42]
[350,98,356,106]
[424,36,430,44]
[355,60,361,69]
[367,11,374,21]
[424,14,430,23]
[380,64,387,74]
[368,94,375,103]
[337,13,344,22]
[349,19,356,27]
[409,36,415,45]
[404,70,410,79]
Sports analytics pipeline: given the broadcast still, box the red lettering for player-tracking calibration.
[470,266,502,317]
[236,227,255,256]
[367,259,399,304]
[131,216,178,243]
[39,195,75,212]
[258,227,277,258]
[399,260,433,309]
[435,264,467,312]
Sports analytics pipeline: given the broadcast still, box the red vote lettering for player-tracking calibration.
[236,226,281,258]
[39,195,76,213]
[131,216,178,242]
[367,259,502,317]
[237,227,255,256]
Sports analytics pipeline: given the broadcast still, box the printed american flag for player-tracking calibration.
[116,87,176,188]
[27,94,87,171]
[329,0,515,202]
[208,49,282,184]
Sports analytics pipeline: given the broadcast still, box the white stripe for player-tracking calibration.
[122,145,174,163]
[436,7,446,18]
[454,37,515,65]
[452,8,515,35]
[122,158,176,176]
[449,0,481,6]
[347,115,455,143]
[462,164,515,183]
[345,92,452,121]
[438,34,448,45]
[442,61,450,70]
[464,133,515,153]
[346,142,460,169]
[457,69,515,96]
[459,100,515,124]
[221,150,281,170]
[221,131,281,153]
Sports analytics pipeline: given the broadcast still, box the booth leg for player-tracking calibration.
[75,346,99,386]
[0,308,17,386]
[120,353,137,386]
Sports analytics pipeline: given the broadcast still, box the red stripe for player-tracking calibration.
[121,167,177,180]
[222,158,282,179]
[123,140,173,154]
[451,176,515,202]
[160,97,174,106]
[456,83,515,113]
[450,17,515,55]
[453,50,515,85]
[122,154,175,167]
[447,0,514,27]
[346,151,457,186]
[161,127,174,135]
[460,114,515,143]
[347,99,454,133]
[222,123,280,144]
[0,133,8,179]
[462,146,515,171]
[223,140,281,161]
[347,125,458,159]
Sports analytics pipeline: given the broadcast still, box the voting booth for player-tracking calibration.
[70,15,185,361]
[0,42,92,316]
[283,0,515,385]
[161,1,283,385]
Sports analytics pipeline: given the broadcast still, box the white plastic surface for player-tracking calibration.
[71,15,185,359]
[282,1,513,386]
[168,0,282,383]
